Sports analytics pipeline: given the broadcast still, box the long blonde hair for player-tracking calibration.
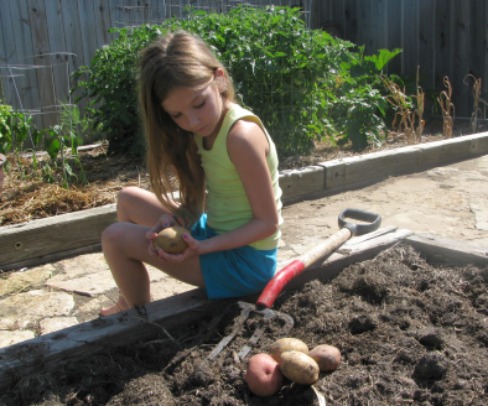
[138,31,235,220]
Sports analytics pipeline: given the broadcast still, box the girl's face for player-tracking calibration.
[162,71,226,138]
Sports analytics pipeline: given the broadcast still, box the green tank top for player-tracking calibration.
[195,104,283,250]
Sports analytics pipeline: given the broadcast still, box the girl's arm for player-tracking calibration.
[198,119,279,254]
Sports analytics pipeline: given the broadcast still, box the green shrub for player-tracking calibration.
[74,6,400,157]
[40,104,87,187]
[0,101,33,155]
[0,100,87,187]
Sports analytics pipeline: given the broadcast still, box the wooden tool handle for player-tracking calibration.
[256,228,352,309]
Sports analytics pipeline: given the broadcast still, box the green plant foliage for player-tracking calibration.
[0,101,33,155]
[0,100,87,187]
[74,6,401,157]
[40,104,88,187]
[73,25,160,157]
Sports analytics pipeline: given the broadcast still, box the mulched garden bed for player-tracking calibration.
[1,117,466,226]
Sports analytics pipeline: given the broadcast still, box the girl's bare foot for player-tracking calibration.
[99,296,130,317]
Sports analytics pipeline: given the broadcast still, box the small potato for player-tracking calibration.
[153,226,189,254]
[268,337,309,363]
[244,353,283,397]
[309,344,342,372]
[279,350,320,385]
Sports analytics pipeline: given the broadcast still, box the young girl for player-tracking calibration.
[100,31,283,316]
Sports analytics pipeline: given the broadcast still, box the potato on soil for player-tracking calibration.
[309,344,342,372]
[153,226,189,254]
[279,350,320,385]
[244,353,283,397]
[268,337,309,363]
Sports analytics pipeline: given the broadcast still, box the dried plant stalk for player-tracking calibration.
[383,66,424,144]
[437,76,454,138]
[463,73,482,133]
[414,66,425,138]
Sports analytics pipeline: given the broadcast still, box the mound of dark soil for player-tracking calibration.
[3,244,487,405]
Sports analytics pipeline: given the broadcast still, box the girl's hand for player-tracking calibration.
[146,213,176,239]
[146,213,177,256]
[151,231,200,262]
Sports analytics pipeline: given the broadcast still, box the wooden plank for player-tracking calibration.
[0,2,15,64]
[329,0,345,37]
[417,131,488,166]
[417,0,436,89]
[469,0,487,99]
[279,166,325,204]
[321,131,488,193]
[484,0,488,99]
[60,0,84,74]
[29,0,57,128]
[0,227,410,392]
[434,0,453,94]
[369,0,388,51]
[0,204,116,271]
[451,0,471,117]
[385,0,402,74]
[76,0,101,65]
[94,0,115,46]
[342,0,359,43]
[115,0,149,28]
[151,0,168,23]
[0,1,17,103]
[0,0,41,119]
[405,233,488,266]
[10,1,40,115]
[355,0,371,50]
[322,145,423,193]
[401,0,418,78]
[45,0,69,106]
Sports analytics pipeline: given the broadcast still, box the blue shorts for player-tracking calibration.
[190,214,278,300]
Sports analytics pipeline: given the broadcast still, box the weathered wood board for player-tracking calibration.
[0,205,116,271]
[1,228,486,393]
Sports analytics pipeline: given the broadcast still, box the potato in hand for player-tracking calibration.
[153,226,189,254]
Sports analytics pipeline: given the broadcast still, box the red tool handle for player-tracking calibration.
[256,208,382,309]
[256,259,306,308]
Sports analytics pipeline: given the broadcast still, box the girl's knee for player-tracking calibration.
[116,186,143,220]
[117,186,139,209]
[101,222,126,249]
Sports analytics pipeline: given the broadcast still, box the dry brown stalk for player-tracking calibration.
[437,76,455,138]
[415,66,425,138]
[383,69,424,144]
[463,73,482,133]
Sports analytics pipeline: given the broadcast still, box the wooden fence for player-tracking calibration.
[0,0,486,130]
[315,0,488,120]
[0,0,303,128]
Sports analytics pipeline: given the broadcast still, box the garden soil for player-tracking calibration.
[3,244,487,405]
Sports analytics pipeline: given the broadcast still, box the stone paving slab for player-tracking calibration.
[0,265,54,297]
[0,290,74,330]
